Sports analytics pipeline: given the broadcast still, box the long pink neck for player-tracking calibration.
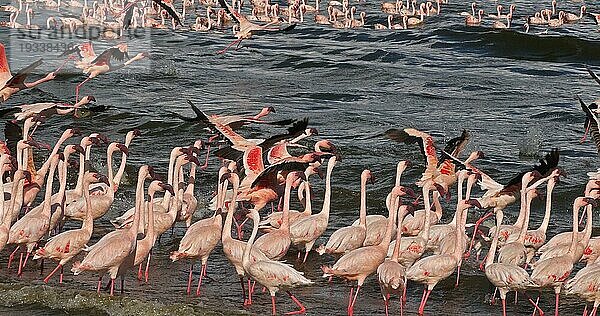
[358,172,368,228]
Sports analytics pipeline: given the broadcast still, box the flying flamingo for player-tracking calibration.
[289,156,337,263]
[74,43,149,101]
[14,96,96,121]
[377,202,411,316]
[319,169,374,255]
[484,209,544,316]
[33,172,108,283]
[216,0,296,54]
[133,180,173,282]
[0,43,56,104]
[322,186,405,316]
[243,207,313,315]
[7,153,61,276]
[531,197,597,316]
[71,165,155,295]
[253,172,303,260]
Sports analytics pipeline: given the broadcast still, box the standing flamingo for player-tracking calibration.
[290,156,337,262]
[244,206,313,315]
[319,169,374,255]
[71,165,155,295]
[531,197,597,316]
[34,172,108,283]
[322,186,406,316]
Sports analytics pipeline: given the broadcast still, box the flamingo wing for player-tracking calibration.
[3,58,43,89]
[501,148,559,192]
[252,23,297,35]
[0,43,11,88]
[444,129,470,157]
[91,47,128,67]
[123,1,135,29]
[578,96,600,155]
[152,0,182,26]
[385,128,439,171]
[587,66,600,87]
[243,146,264,176]
[217,0,241,24]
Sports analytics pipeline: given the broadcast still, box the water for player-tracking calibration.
[1,0,600,314]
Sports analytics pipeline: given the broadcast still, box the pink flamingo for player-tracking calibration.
[289,156,337,263]
[484,209,544,316]
[34,172,108,283]
[7,153,61,276]
[319,169,374,255]
[243,207,313,315]
[71,165,155,295]
[531,197,597,316]
[322,186,406,316]
[377,201,411,316]
[177,140,204,227]
[253,172,303,260]
[134,180,173,282]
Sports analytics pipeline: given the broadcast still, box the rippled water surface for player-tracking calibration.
[1,0,600,314]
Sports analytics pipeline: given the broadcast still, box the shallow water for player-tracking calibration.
[1,0,600,314]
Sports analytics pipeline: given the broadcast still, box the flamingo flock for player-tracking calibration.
[0,77,598,316]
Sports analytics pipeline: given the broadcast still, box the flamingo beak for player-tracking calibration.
[160,183,175,195]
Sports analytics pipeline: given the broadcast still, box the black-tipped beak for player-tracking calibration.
[316,167,325,180]
[23,170,32,182]
[160,183,175,195]
[477,151,485,159]
[368,174,376,185]
[220,172,232,184]
[296,171,307,181]
[116,144,129,156]
[584,197,598,208]
[58,153,65,161]
[466,199,482,209]
[88,96,96,102]
[71,128,81,136]
[97,174,110,186]
[268,106,276,113]
[32,114,47,124]
[133,129,141,137]
[96,134,109,144]
[189,155,201,166]
[189,145,201,155]
[73,144,85,154]
[404,187,418,199]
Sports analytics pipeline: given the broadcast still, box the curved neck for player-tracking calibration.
[568,202,581,254]
[5,173,21,226]
[390,207,406,262]
[82,176,94,231]
[0,165,6,224]
[223,179,239,241]
[243,211,260,267]
[112,149,128,191]
[395,164,405,186]
[431,191,442,218]
[582,205,593,246]
[381,190,399,247]
[486,212,503,268]
[163,152,180,207]
[130,169,147,237]
[302,181,312,215]
[319,159,335,217]
[514,180,530,227]
[106,147,115,188]
[56,160,68,210]
[517,192,535,242]
[74,150,86,194]
[36,135,68,185]
[280,176,294,230]
[146,189,155,241]
[538,182,554,233]
[358,174,367,227]
[420,186,432,241]
[41,160,58,217]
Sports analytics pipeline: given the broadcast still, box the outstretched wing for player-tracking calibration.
[579,96,600,155]
[4,120,22,157]
[503,148,560,189]
[385,128,439,174]
[217,0,240,24]
[0,43,11,88]
[152,0,182,26]
[4,59,43,89]
[253,23,296,35]
[91,47,128,66]
[123,1,135,29]
[444,129,470,158]
[258,118,309,151]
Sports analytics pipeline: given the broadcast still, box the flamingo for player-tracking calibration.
[318,169,374,255]
[484,209,544,316]
[220,171,270,305]
[71,165,155,295]
[322,186,405,316]
[133,180,173,282]
[170,159,223,296]
[0,157,18,254]
[465,9,483,26]
[243,207,313,315]
[253,172,303,260]
[0,44,56,104]
[531,197,597,316]
[177,140,203,227]
[33,172,109,284]
[74,43,149,101]
[14,97,96,121]
[377,201,410,316]
[523,171,560,260]
[7,153,61,276]
[406,198,482,315]
[289,156,337,263]
[216,0,296,54]
[564,260,600,315]
[564,5,585,23]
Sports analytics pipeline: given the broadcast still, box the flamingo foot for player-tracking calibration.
[285,291,307,315]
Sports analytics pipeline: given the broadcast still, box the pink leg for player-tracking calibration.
[43,263,62,283]
[302,250,309,263]
[525,293,544,316]
[285,291,307,315]
[400,293,404,316]
[347,286,354,314]
[186,263,194,295]
[491,288,497,305]
[17,252,24,276]
[455,265,461,288]
[555,293,560,316]
[515,291,518,305]
[59,265,63,284]
[418,288,427,311]
[468,211,493,255]
[75,77,91,102]
[591,305,597,316]
[418,289,432,315]
[244,279,253,306]
[200,144,210,170]
[349,285,361,316]
[110,278,115,296]
[8,246,19,269]
[383,293,389,316]
[479,252,489,271]
[196,264,206,296]
[240,277,247,305]
[584,305,588,316]
[234,218,248,240]
[502,298,507,316]
[138,263,143,280]
[144,253,151,283]
[271,294,277,315]
[97,276,102,294]
[217,38,243,54]
[402,286,407,307]
[581,124,591,143]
